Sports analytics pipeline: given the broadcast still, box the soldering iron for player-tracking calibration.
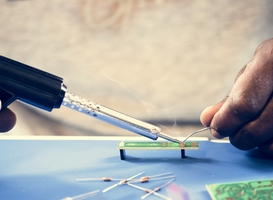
[0,55,183,143]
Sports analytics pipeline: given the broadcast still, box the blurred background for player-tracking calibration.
[0,0,272,138]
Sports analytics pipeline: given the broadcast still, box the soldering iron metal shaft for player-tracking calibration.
[62,91,182,143]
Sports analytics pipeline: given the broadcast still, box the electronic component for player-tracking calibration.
[77,172,174,183]
[206,179,273,200]
[127,181,173,200]
[117,141,199,160]
[102,172,144,193]
[78,171,176,200]
[141,178,175,200]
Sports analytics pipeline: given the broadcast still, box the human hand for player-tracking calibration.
[200,38,273,157]
[0,100,16,132]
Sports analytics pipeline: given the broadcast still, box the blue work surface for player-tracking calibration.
[0,136,272,200]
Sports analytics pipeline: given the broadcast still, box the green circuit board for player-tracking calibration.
[206,179,273,200]
[117,141,199,150]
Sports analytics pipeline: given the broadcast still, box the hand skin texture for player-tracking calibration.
[0,101,16,132]
[200,38,273,157]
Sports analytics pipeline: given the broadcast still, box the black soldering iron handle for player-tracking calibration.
[0,55,66,111]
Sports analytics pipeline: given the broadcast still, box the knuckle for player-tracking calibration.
[230,129,261,150]
[231,96,261,119]
[254,39,273,62]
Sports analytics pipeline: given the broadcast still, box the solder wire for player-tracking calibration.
[181,127,211,143]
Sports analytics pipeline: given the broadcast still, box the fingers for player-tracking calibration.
[0,100,16,132]
[200,38,273,157]
[200,66,247,138]
[209,39,273,138]
[229,93,273,152]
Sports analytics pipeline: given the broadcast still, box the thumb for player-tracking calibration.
[200,98,227,138]
[0,100,17,132]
